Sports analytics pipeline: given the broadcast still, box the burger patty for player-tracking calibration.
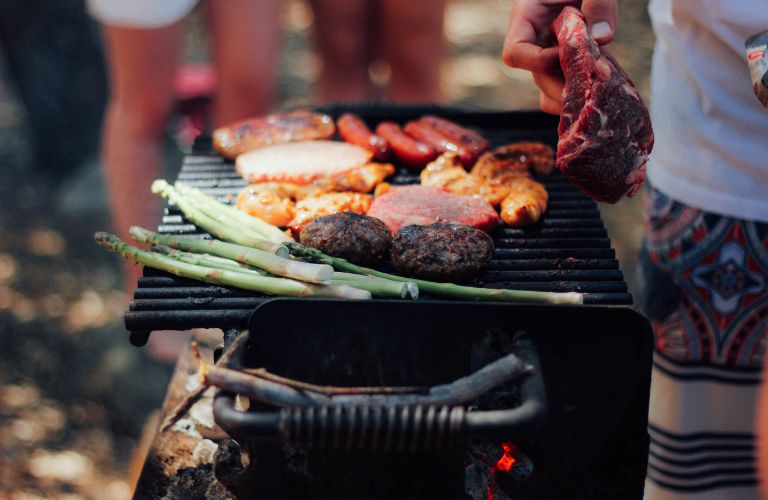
[299,212,392,266]
[391,223,494,282]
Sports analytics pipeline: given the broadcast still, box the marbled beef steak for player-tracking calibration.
[553,6,654,203]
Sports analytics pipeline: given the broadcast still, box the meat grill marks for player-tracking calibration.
[126,113,632,339]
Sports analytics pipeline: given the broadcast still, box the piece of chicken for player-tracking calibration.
[420,152,510,206]
[299,163,395,199]
[500,176,549,227]
[235,183,298,227]
[288,192,374,236]
[235,162,393,227]
[471,142,555,182]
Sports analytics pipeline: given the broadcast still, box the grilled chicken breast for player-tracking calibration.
[236,140,373,185]
[235,183,298,227]
[288,192,373,236]
[500,177,549,227]
[420,152,509,206]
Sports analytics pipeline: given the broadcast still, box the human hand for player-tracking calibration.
[502,0,618,114]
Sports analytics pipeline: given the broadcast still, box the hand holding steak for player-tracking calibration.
[392,223,494,282]
[552,6,653,203]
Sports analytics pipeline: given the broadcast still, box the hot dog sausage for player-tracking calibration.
[337,113,390,160]
[420,115,490,160]
[375,121,438,169]
[406,118,489,168]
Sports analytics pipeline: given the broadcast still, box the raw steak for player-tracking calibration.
[553,6,654,203]
[367,185,499,234]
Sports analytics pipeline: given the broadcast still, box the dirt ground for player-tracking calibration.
[0,1,653,498]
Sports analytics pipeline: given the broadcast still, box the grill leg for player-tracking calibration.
[129,330,151,346]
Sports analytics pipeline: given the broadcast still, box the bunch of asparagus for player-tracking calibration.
[94,180,583,305]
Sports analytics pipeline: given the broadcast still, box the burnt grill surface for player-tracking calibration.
[126,109,633,337]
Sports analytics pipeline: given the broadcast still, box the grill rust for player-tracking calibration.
[126,109,633,342]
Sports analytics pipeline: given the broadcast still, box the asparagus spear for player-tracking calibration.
[151,180,289,255]
[152,245,268,275]
[97,233,370,299]
[174,181,294,244]
[287,243,584,305]
[130,226,333,284]
[152,244,415,299]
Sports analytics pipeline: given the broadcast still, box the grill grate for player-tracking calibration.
[126,109,633,342]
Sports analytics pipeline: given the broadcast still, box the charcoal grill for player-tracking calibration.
[126,107,633,346]
[125,105,653,499]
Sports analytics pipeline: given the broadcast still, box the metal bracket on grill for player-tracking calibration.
[212,335,546,450]
[278,405,466,451]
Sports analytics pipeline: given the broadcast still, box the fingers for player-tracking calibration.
[503,40,560,75]
[532,71,564,105]
[502,0,564,72]
[539,92,561,115]
[580,0,619,44]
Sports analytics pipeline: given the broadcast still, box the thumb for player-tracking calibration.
[581,0,619,44]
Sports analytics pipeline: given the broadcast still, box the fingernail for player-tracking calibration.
[591,21,612,40]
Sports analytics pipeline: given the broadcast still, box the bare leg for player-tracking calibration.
[378,0,446,103]
[101,23,185,293]
[207,0,282,125]
[309,0,374,103]
[759,359,768,498]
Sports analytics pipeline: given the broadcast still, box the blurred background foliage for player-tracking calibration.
[0,0,652,497]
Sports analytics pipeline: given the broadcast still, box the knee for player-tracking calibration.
[216,69,276,119]
[107,93,174,139]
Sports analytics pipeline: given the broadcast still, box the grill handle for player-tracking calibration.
[213,337,546,450]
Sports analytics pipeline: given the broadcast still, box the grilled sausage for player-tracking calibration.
[213,110,336,160]
[337,113,390,160]
[472,142,555,180]
[375,121,438,169]
[419,115,490,166]
[405,119,488,168]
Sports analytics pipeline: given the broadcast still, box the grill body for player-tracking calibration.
[216,300,652,499]
[125,106,653,498]
[126,108,634,343]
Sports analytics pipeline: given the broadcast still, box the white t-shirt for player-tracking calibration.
[87,0,199,29]
[647,0,768,223]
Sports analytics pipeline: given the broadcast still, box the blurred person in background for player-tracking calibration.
[309,0,447,103]
[89,0,282,361]
[89,0,282,296]
[0,0,106,179]
[503,0,768,498]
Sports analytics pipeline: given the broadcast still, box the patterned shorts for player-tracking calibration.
[637,183,768,368]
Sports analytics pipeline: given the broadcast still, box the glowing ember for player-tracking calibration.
[484,442,520,499]
[493,442,518,473]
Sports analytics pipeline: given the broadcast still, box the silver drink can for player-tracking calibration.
[745,30,768,107]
